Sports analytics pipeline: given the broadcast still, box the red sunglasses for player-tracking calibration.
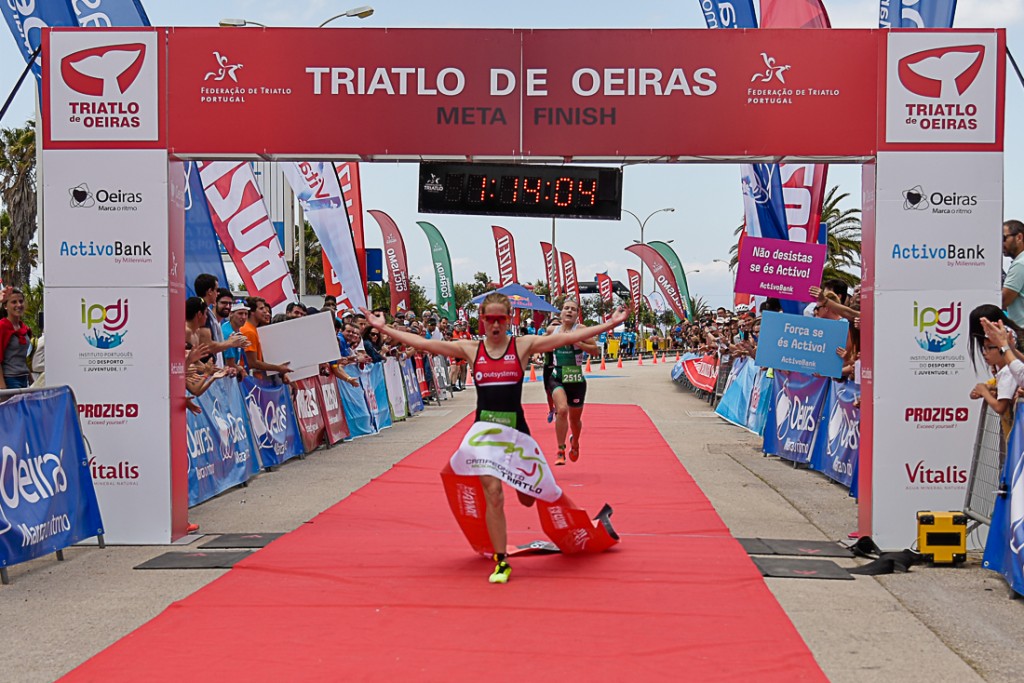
[482,314,509,324]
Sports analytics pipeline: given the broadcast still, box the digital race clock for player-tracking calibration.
[418,162,622,220]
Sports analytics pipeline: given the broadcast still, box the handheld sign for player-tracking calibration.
[755,311,848,378]
[258,312,341,381]
[735,236,826,302]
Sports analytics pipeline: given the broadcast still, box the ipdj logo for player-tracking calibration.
[898,45,985,99]
[903,185,928,210]
[81,298,129,349]
[204,52,243,82]
[61,43,147,97]
[751,53,791,84]
[70,183,95,208]
[913,300,961,353]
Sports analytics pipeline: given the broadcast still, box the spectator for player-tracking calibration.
[1002,220,1024,326]
[193,274,246,364]
[362,326,386,363]
[285,302,307,319]
[241,297,291,380]
[323,295,337,313]
[221,300,251,376]
[0,287,32,389]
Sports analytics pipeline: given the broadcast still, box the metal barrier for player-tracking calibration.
[712,358,732,407]
[964,404,1006,527]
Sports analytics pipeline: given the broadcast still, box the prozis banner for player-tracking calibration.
[197,161,297,315]
[44,29,163,146]
[162,27,880,158]
[885,31,1002,147]
[492,226,518,286]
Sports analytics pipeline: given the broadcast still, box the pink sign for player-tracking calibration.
[735,236,826,302]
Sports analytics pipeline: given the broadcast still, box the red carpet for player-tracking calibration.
[64,405,825,682]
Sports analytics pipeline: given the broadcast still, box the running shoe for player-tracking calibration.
[547,410,555,423]
[555,448,566,466]
[489,560,512,584]
[569,435,580,462]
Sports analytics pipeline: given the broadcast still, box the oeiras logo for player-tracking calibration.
[0,444,69,537]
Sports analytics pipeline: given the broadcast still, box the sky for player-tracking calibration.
[1,0,1022,311]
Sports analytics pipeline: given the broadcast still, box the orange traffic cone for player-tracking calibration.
[529,365,537,383]
[662,352,668,363]
[675,351,680,362]
[600,355,607,371]
[585,357,592,373]
[617,356,623,369]
[638,354,644,366]
[653,353,658,365]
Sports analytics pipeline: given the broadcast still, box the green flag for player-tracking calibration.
[649,241,692,320]
[416,221,457,321]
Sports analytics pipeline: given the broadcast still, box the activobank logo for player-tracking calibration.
[49,31,160,143]
[886,33,998,145]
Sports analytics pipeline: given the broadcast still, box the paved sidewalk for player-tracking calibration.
[5,364,1023,682]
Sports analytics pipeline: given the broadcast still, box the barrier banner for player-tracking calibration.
[414,355,432,401]
[682,355,719,392]
[364,364,393,432]
[383,359,408,421]
[763,371,828,464]
[814,380,860,488]
[715,357,754,426]
[745,369,773,436]
[186,378,259,507]
[240,377,304,468]
[402,359,425,414]
[292,377,327,453]
[432,356,450,400]
[0,387,104,568]
[316,373,350,444]
[338,376,376,438]
[983,402,1024,597]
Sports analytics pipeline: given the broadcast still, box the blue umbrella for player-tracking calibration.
[470,282,559,313]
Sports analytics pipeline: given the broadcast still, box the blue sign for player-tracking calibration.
[880,0,956,28]
[1,0,76,80]
[366,248,384,282]
[700,0,758,29]
[402,359,425,413]
[362,364,393,432]
[813,380,860,488]
[184,162,229,298]
[984,402,1024,597]
[763,371,829,464]
[716,357,755,427]
[338,377,376,438]
[0,387,104,568]
[186,378,260,506]
[756,311,849,378]
[239,377,303,468]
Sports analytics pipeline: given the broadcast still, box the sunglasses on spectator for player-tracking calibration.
[482,314,509,324]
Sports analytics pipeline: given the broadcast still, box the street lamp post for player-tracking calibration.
[623,207,675,316]
[220,6,374,28]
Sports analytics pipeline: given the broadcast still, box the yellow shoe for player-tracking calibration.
[489,559,512,584]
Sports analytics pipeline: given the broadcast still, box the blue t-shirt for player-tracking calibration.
[221,321,241,363]
[338,333,352,357]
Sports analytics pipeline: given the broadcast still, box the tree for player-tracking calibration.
[299,220,325,295]
[0,121,36,287]
[367,276,430,319]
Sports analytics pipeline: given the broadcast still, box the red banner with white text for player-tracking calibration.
[197,161,297,315]
[317,373,350,445]
[492,225,518,286]
[625,244,687,321]
[682,354,720,392]
[596,272,613,322]
[293,377,327,453]
[368,210,411,316]
[627,268,641,309]
[541,242,561,299]
[560,251,580,305]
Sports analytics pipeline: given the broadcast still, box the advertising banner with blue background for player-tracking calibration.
[812,380,860,488]
[0,387,104,568]
[746,369,773,436]
[716,357,754,426]
[402,359,425,414]
[240,377,303,468]
[984,402,1024,597]
[756,311,848,378]
[763,371,829,464]
[186,378,259,506]
[184,162,229,298]
[339,377,376,438]
[1,0,76,80]
[880,0,956,28]
[700,0,758,29]
[364,364,393,432]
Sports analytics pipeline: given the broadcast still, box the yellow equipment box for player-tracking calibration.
[916,511,967,564]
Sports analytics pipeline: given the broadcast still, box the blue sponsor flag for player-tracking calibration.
[239,377,303,468]
[74,0,151,27]
[361,364,393,431]
[715,357,754,426]
[1,0,77,80]
[813,380,860,488]
[699,0,758,29]
[880,0,956,28]
[184,162,229,298]
[746,368,773,436]
[0,387,104,568]
[186,379,259,506]
[402,359,425,413]
[984,402,1024,597]
[338,377,376,438]
[762,371,829,464]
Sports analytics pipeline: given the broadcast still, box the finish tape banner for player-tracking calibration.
[763,371,828,464]
[402,359,425,414]
[0,387,104,568]
[812,379,860,488]
[240,377,304,468]
[983,401,1024,597]
[186,378,259,507]
[682,354,719,393]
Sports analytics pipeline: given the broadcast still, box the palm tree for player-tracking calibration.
[0,121,36,287]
